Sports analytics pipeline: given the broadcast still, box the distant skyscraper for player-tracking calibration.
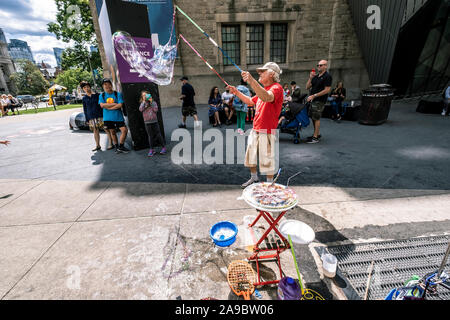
[8,39,34,63]
[53,47,64,67]
[0,28,7,43]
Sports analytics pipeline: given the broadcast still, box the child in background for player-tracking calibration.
[233,79,251,135]
[139,91,166,157]
[246,89,255,122]
[283,83,291,98]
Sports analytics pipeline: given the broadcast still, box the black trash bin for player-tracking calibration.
[359,84,395,125]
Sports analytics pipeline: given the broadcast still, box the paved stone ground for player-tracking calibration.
[1,100,450,190]
[0,100,449,300]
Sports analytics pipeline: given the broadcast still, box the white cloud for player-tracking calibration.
[1,0,72,67]
[28,0,59,21]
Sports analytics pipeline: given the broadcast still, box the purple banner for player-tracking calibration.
[115,36,153,83]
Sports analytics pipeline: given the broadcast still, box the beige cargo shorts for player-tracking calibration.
[244,129,278,175]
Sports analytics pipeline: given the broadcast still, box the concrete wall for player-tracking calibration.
[91,0,370,106]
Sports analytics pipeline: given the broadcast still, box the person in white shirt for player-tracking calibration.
[221,86,235,125]
[1,94,10,116]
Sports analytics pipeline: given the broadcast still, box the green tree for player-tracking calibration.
[54,68,92,92]
[61,43,102,71]
[47,0,95,45]
[48,0,102,72]
[10,60,49,95]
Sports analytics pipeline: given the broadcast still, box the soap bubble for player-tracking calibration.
[112,31,177,86]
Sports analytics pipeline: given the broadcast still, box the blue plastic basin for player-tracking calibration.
[209,221,238,247]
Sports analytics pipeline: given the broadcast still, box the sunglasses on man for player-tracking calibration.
[317,64,326,67]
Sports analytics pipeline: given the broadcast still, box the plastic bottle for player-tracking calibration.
[243,216,257,252]
[277,277,302,300]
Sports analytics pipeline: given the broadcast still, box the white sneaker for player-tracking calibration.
[442,110,446,116]
[237,128,244,135]
[241,177,259,189]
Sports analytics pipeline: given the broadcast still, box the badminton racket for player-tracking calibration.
[227,260,257,300]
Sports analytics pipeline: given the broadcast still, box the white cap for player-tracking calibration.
[256,62,282,75]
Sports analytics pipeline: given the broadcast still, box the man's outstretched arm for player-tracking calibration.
[241,71,274,103]
[227,85,254,106]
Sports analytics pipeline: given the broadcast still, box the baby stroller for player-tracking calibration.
[279,94,310,144]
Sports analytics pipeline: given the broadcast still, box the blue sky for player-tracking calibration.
[0,0,71,67]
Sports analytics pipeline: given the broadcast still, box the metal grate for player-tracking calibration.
[326,235,450,300]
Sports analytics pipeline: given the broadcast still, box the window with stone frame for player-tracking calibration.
[270,23,288,64]
[221,24,240,66]
[246,24,264,65]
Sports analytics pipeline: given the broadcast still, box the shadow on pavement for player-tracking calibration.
[87,102,450,199]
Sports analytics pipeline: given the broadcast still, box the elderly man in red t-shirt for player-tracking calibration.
[228,62,284,188]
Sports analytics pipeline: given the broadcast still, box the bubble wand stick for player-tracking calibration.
[175,6,242,73]
[179,34,229,86]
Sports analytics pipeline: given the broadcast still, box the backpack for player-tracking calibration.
[102,91,126,116]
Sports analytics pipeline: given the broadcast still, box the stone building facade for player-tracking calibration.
[0,42,17,95]
[92,0,370,106]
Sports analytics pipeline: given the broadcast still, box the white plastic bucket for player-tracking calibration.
[321,253,337,278]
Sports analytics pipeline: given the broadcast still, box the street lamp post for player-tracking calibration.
[86,53,98,91]
[73,51,98,92]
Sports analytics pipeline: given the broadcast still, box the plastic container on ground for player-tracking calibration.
[321,253,338,278]
[209,221,238,247]
[277,277,302,300]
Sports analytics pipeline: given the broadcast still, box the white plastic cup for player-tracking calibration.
[321,253,337,278]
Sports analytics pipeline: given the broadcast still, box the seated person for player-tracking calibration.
[278,104,290,127]
[221,86,234,125]
[283,83,291,105]
[0,94,9,116]
[330,81,346,121]
[7,95,20,115]
[208,86,223,127]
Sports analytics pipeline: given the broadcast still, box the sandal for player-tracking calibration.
[92,146,101,151]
